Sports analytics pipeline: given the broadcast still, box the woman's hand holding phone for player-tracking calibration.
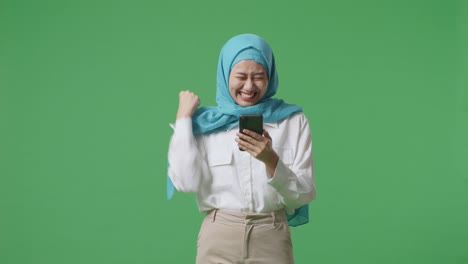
[236,116,279,177]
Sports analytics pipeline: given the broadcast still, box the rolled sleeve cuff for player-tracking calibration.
[267,159,290,191]
[174,117,193,136]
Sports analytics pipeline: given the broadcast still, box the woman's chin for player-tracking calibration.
[237,99,259,106]
[235,95,260,106]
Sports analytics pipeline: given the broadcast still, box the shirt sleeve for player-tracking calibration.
[167,118,205,193]
[267,114,316,211]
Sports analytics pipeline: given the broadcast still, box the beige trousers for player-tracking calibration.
[196,209,294,264]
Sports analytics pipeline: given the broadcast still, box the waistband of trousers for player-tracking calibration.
[205,209,287,225]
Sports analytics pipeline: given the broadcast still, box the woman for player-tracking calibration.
[167,33,316,263]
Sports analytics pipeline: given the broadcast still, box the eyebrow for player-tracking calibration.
[234,71,266,76]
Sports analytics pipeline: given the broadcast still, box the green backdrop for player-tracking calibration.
[1,0,467,263]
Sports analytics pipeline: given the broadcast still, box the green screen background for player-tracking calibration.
[1,0,467,263]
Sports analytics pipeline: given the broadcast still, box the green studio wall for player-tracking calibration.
[1,0,467,263]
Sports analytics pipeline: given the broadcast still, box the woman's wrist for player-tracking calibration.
[265,152,279,177]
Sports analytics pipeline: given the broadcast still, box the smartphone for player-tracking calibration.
[239,114,263,151]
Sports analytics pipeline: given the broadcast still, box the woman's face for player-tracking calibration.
[228,60,268,106]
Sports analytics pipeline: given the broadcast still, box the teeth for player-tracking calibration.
[240,92,255,98]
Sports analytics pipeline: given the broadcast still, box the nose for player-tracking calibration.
[244,78,254,90]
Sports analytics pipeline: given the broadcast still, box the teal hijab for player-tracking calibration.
[167,34,309,226]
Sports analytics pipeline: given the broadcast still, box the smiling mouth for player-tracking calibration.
[239,91,258,101]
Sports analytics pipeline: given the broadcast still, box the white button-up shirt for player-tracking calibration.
[168,112,316,214]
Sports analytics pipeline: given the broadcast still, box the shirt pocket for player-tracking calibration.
[207,148,234,190]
